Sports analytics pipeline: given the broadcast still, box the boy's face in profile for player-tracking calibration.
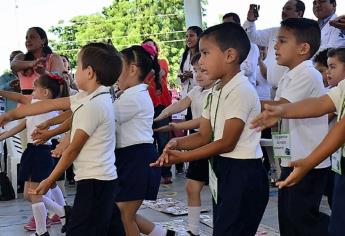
[198,37,228,81]
[274,27,308,69]
[75,50,87,91]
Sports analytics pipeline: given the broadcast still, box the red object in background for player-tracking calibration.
[145,59,172,107]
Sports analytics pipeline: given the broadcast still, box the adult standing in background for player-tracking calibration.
[243,0,305,90]
[11,27,64,96]
[313,0,345,51]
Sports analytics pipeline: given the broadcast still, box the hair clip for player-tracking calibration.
[141,43,157,59]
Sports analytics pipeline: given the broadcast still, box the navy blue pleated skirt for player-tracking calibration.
[115,143,161,202]
[18,143,53,183]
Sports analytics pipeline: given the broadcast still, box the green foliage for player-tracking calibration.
[49,0,190,85]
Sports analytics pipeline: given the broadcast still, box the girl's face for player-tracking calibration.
[186,29,198,49]
[117,57,139,90]
[32,82,49,100]
[25,28,45,53]
[194,63,213,88]
[327,56,345,88]
[314,62,329,87]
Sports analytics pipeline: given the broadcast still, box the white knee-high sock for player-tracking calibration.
[32,202,47,235]
[42,196,65,225]
[188,206,201,235]
[51,185,66,206]
[148,224,167,236]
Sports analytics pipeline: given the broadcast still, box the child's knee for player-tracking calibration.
[186,181,202,196]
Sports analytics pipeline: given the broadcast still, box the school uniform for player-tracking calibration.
[18,99,57,183]
[67,86,119,236]
[243,21,288,88]
[185,86,211,184]
[202,71,268,236]
[275,60,330,236]
[241,43,260,87]
[114,83,161,202]
[327,80,345,236]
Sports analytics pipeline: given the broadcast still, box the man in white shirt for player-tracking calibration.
[243,0,305,88]
[313,0,345,51]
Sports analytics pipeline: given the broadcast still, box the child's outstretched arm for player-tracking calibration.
[0,90,31,104]
[36,110,72,130]
[276,114,345,188]
[154,97,192,122]
[154,118,201,133]
[251,95,336,130]
[32,118,72,145]
[30,129,88,195]
[0,120,26,141]
[0,97,71,127]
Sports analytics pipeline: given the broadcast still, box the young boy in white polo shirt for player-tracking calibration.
[151,22,269,236]
[0,43,124,236]
[260,18,329,235]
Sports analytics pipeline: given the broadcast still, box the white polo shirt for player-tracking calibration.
[275,60,330,168]
[70,86,117,181]
[241,43,260,86]
[114,83,154,148]
[26,99,58,145]
[187,86,212,119]
[243,21,288,87]
[202,71,262,159]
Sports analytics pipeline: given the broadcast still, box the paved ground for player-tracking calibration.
[0,174,331,236]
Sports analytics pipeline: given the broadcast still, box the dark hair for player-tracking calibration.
[81,42,122,86]
[10,50,23,61]
[121,45,161,90]
[200,22,250,64]
[60,55,70,63]
[327,48,345,64]
[281,18,320,59]
[295,0,306,15]
[35,74,69,99]
[180,26,203,72]
[330,0,336,4]
[222,12,241,25]
[191,52,201,65]
[141,39,162,91]
[24,27,53,61]
[313,48,330,67]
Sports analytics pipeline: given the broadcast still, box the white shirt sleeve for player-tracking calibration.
[202,92,212,120]
[74,102,101,136]
[243,20,274,47]
[241,43,260,85]
[327,80,345,113]
[279,76,316,103]
[223,87,253,122]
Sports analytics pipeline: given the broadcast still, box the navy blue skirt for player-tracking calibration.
[18,143,53,183]
[115,143,161,202]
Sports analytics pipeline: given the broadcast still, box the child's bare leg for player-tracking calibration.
[116,200,142,236]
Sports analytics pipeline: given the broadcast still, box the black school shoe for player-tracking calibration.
[61,205,72,233]
[31,232,50,236]
[166,229,178,236]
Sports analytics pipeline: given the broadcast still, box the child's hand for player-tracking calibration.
[153,123,177,133]
[150,149,184,167]
[51,138,70,158]
[36,121,50,130]
[276,159,312,188]
[247,5,258,22]
[250,104,283,131]
[0,113,13,127]
[31,129,51,145]
[28,179,52,195]
[330,15,345,30]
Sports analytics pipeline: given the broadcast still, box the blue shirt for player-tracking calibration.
[0,72,18,111]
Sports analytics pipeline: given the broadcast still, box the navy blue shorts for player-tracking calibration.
[212,156,269,236]
[329,158,345,236]
[115,143,161,202]
[18,143,53,183]
[186,159,209,184]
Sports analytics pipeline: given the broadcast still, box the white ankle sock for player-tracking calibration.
[42,196,65,225]
[51,185,65,206]
[148,224,167,236]
[188,206,201,235]
[32,202,47,235]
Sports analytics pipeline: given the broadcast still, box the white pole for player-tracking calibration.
[183,0,202,28]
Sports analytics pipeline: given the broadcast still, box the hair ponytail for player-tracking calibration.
[36,74,70,99]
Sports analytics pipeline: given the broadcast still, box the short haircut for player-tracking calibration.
[81,42,122,86]
[295,0,306,15]
[200,22,250,64]
[327,47,345,64]
[313,48,329,67]
[191,52,201,65]
[280,18,320,59]
[330,0,336,4]
[222,12,241,25]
